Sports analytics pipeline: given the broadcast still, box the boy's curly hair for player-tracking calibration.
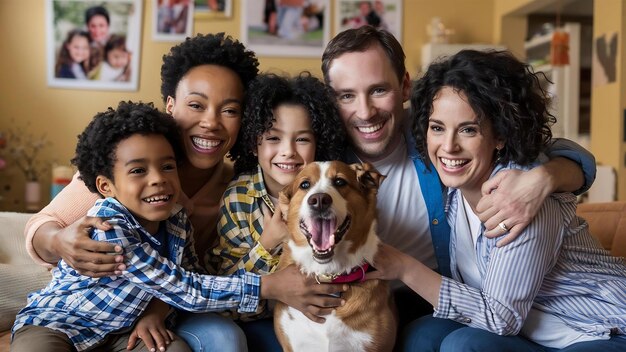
[160,33,259,103]
[71,101,183,194]
[229,72,346,174]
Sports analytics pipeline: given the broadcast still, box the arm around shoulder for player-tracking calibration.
[545,138,596,194]
[25,172,98,265]
[25,172,120,276]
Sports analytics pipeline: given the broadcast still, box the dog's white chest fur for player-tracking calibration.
[277,307,372,351]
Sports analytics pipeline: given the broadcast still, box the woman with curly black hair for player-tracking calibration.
[368,50,626,351]
[212,71,345,330]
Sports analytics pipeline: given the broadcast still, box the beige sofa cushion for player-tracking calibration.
[576,201,626,258]
[0,212,51,332]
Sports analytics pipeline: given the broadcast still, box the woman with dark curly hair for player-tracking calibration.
[212,72,345,346]
[367,50,626,351]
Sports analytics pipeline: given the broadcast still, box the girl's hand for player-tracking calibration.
[260,203,289,252]
[127,300,173,351]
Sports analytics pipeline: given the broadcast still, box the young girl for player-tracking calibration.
[55,29,91,79]
[94,34,131,82]
[213,72,346,318]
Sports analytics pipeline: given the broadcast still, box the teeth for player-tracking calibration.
[143,195,170,203]
[309,234,335,252]
[357,123,383,134]
[275,163,299,170]
[192,137,220,149]
[440,158,467,167]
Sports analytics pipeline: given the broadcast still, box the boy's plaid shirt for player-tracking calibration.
[12,197,260,351]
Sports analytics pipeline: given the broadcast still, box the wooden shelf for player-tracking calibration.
[524,23,581,141]
[524,33,552,49]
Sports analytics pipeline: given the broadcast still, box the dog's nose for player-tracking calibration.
[308,193,332,211]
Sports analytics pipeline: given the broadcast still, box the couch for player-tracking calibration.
[1,202,625,351]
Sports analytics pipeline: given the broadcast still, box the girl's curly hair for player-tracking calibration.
[411,49,554,166]
[160,33,259,103]
[72,101,183,194]
[229,72,346,174]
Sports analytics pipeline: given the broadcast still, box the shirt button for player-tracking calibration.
[432,218,439,225]
[461,317,471,323]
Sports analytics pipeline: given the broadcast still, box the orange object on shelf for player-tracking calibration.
[550,29,570,66]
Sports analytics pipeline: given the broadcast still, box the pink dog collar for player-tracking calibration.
[315,263,370,284]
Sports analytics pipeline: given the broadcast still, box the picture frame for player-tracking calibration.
[152,0,194,42]
[334,0,402,41]
[194,0,232,19]
[241,0,330,58]
[46,0,143,91]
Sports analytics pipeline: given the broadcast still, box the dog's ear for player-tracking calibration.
[278,185,292,221]
[351,162,386,190]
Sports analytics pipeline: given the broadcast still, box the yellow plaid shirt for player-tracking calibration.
[213,165,281,321]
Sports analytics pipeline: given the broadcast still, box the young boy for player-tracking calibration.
[11,101,260,352]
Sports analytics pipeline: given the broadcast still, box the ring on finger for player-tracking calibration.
[498,221,509,232]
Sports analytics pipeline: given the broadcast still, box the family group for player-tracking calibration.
[12,24,626,352]
[56,6,131,82]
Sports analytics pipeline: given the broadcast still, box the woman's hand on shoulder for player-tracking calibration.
[51,216,125,277]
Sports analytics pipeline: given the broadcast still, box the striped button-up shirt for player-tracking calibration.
[435,162,626,342]
[12,197,260,351]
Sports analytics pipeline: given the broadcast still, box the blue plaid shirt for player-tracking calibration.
[12,197,261,351]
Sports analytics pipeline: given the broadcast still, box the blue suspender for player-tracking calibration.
[413,158,452,278]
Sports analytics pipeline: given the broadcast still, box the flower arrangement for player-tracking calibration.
[2,124,51,182]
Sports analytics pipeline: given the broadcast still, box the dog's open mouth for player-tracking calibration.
[299,215,351,263]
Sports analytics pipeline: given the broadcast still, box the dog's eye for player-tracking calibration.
[300,180,310,189]
[333,178,347,187]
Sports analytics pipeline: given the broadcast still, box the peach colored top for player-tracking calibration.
[24,161,233,270]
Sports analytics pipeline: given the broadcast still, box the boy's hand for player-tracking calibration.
[127,300,173,351]
[51,216,126,277]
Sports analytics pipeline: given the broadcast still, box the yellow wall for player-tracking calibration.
[0,0,497,211]
[591,0,626,200]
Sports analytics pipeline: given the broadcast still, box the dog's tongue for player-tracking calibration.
[310,218,336,251]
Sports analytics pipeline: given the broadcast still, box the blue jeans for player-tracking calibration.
[174,312,247,352]
[238,318,282,352]
[401,315,626,352]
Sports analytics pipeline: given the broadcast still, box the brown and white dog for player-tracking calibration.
[274,161,396,352]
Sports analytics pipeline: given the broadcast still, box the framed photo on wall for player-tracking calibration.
[45,0,142,91]
[241,0,330,57]
[194,0,232,19]
[152,0,194,42]
[334,0,402,41]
